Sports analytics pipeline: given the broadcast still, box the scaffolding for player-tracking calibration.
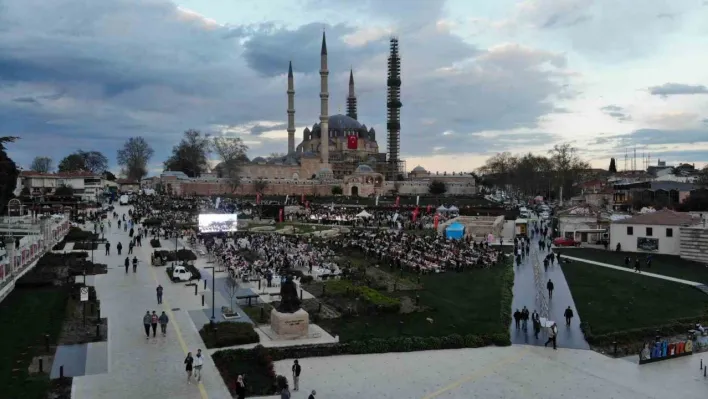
[386,37,402,181]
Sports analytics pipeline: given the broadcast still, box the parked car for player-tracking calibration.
[553,237,580,247]
[170,265,193,282]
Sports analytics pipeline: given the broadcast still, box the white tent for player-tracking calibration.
[437,205,449,212]
[448,205,459,212]
[356,210,373,218]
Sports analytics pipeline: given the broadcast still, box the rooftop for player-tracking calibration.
[613,209,699,226]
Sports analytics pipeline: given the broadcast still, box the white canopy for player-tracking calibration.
[356,210,373,218]
[437,205,449,212]
[448,205,459,212]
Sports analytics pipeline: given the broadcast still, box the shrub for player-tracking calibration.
[73,242,98,250]
[582,317,707,347]
[177,249,197,261]
[53,241,66,251]
[499,257,514,333]
[199,321,260,348]
[64,227,95,242]
[213,344,276,396]
[323,280,400,313]
[150,238,161,248]
[152,249,197,262]
[142,218,162,226]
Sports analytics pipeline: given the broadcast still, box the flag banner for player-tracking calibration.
[395,196,400,208]
[434,214,440,230]
[279,208,284,223]
[427,204,432,213]
[256,193,261,205]
[347,135,358,149]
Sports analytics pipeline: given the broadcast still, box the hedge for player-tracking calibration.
[64,227,96,242]
[323,280,400,313]
[142,218,162,226]
[214,333,509,396]
[498,255,514,336]
[53,241,66,251]
[582,316,708,347]
[199,321,260,349]
[153,249,197,262]
[73,242,98,250]
[150,239,161,248]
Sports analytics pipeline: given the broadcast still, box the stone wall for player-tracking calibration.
[680,226,708,265]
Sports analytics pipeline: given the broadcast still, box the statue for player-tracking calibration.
[277,275,301,313]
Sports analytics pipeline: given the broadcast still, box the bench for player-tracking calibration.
[236,294,260,307]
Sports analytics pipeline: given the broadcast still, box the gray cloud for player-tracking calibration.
[600,105,631,121]
[648,83,708,97]
[250,123,288,136]
[0,0,574,169]
[591,128,708,148]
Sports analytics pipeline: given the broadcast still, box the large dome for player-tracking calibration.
[412,165,427,173]
[355,164,374,174]
[328,114,363,131]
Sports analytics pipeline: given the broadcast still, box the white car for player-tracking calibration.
[170,265,193,282]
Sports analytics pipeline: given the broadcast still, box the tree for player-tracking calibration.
[117,137,154,181]
[428,180,447,195]
[0,136,19,215]
[548,144,590,199]
[54,184,74,197]
[58,150,108,174]
[609,158,617,174]
[163,129,211,178]
[224,275,239,314]
[212,136,249,193]
[267,152,286,160]
[30,156,53,173]
[103,171,117,181]
[331,186,343,195]
[253,178,268,194]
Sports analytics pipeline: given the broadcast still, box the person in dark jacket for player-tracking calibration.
[142,311,151,338]
[159,311,169,336]
[105,241,111,255]
[564,306,574,326]
[125,257,130,274]
[150,311,158,337]
[235,375,246,399]
[547,279,554,299]
[117,242,123,255]
[513,309,521,329]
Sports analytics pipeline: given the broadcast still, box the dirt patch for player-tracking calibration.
[365,267,421,292]
[58,286,107,345]
[399,296,431,314]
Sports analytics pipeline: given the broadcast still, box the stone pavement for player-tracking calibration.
[71,204,231,399]
[257,345,708,399]
[510,238,589,350]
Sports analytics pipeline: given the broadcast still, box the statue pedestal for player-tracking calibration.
[270,309,309,339]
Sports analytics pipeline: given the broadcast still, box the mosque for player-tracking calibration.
[155,33,477,197]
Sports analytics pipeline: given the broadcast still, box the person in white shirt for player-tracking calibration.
[193,349,204,382]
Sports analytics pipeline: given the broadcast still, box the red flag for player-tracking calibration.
[426,204,432,213]
[412,206,419,222]
[256,193,261,205]
[279,208,284,223]
[434,214,440,230]
[347,135,358,150]
[395,196,400,208]
[301,193,305,204]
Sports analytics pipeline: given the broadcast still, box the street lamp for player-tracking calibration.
[204,266,216,321]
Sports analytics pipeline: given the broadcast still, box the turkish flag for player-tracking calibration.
[412,207,419,222]
[347,135,358,149]
[395,196,400,208]
[256,193,261,205]
[434,214,440,230]
[426,204,432,213]
[279,208,284,223]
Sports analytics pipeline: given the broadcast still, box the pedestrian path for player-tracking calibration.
[509,240,589,350]
[557,254,703,287]
[70,205,231,399]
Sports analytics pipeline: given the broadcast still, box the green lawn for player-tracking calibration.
[556,247,708,284]
[0,287,69,399]
[318,262,511,341]
[561,260,708,336]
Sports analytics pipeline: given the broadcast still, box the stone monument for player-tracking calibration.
[270,275,309,338]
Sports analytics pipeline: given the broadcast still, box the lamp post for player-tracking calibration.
[204,266,216,321]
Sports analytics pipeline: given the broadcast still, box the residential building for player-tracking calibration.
[557,205,611,244]
[19,171,107,201]
[611,181,695,210]
[609,210,699,255]
[116,179,140,193]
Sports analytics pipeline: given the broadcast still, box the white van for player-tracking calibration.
[119,195,130,205]
[170,265,193,282]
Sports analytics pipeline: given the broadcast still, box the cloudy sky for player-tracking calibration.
[1,0,707,175]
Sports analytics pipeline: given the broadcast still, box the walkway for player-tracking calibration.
[509,238,589,350]
[255,345,707,399]
[557,254,703,287]
[70,204,231,399]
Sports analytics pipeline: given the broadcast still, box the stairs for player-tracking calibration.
[680,227,708,265]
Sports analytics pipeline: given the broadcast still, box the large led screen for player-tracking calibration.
[198,213,239,233]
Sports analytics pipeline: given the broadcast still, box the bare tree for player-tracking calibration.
[267,152,286,160]
[164,129,211,177]
[117,137,154,181]
[30,156,53,173]
[224,275,239,313]
[212,136,249,193]
[254,178,268,194]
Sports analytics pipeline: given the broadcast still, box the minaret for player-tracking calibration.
[319,31,330,169]
[386,37,402,181]
[346,68,358,120]
[287,61,295,154]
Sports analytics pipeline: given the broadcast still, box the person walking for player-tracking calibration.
[132,256,138,273]
[235,375,246,399]
[532,312,541,339]
[633,258,641,273]
[513,309,521,329]
[193,349,204,382]
[128,241,134,255]
[150,311,158,337]
[142,311,151,339]
[117,242,122,255]
[125,256,130,274]
[564,306,574,326]
[184,352,194,383]
[105,241,110,256]
[544,322,558,349]
[547,279,554,300]
[292,359,301,391]
[308,390,316,399]
[521,306,529,331]
[156,284,163,304]
[159,311,169,336]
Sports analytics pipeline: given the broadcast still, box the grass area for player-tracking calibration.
[275,222,333,233]
[318,262,510,341]
[0,287,69,399]
[241,303,273,324]
[561,260,708,336]
[556,247,708,284]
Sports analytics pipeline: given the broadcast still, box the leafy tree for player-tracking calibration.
[30,156,53,173]
[609,157,617,173]
[54,184,74,197]
[253,178,268,194]
[58,150,108,174]
[428,180,447,195]
[117,137,154,181]
[267,152,286,160]
[331,186,343,195]
[103,171,117,181]
[212,136,249,193]
[164,129,211,178]
[0,136,19,215]
[20,187,30,196]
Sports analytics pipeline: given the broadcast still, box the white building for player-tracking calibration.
[610,210,699,255]
[558,206,611,244]
[19,171,107,201]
